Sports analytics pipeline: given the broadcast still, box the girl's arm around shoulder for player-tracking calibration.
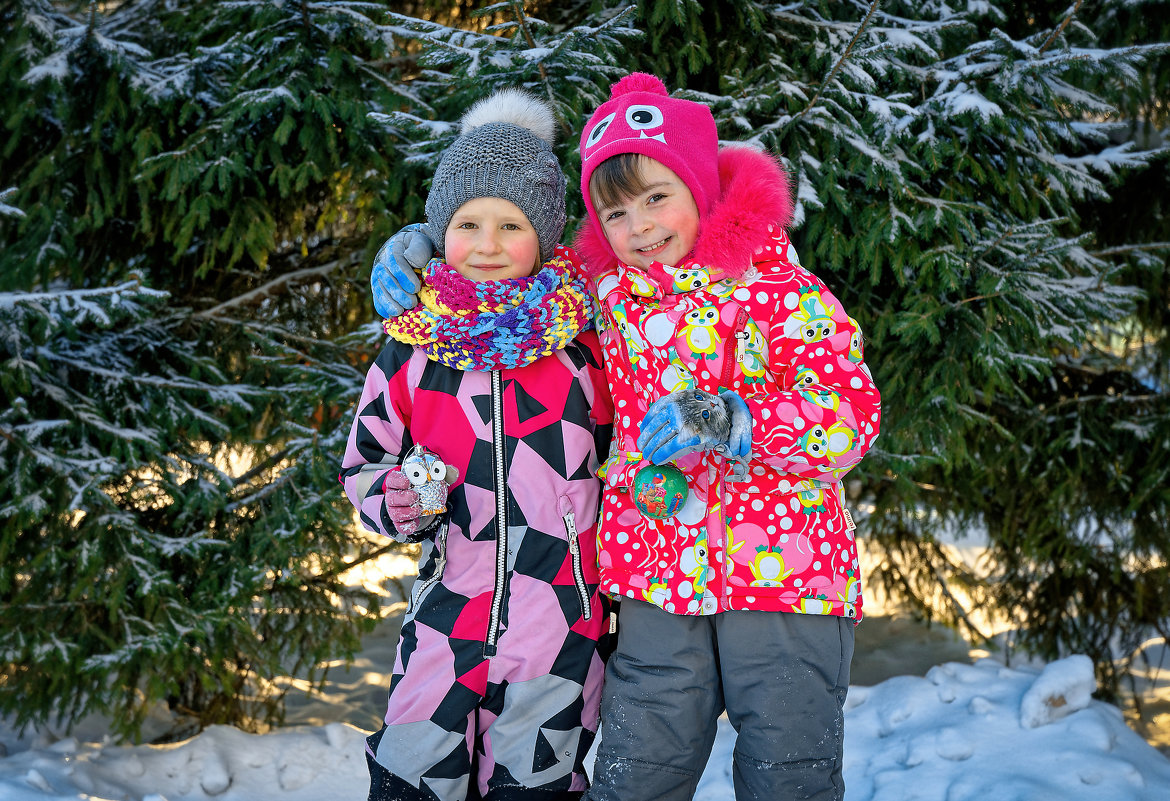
[558,241,615,434]
[555,243,588,283]
[571,330,614,461]
[339,340,424,542]
[742,262,882,481]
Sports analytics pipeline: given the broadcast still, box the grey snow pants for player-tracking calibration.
[584,599,854,801]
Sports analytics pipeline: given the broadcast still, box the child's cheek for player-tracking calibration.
[444,234,472,271]
[507,237,540,274]
[603,224,631,261]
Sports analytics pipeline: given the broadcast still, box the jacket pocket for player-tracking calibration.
[721,482,860,615]
[406,521,449,616]
[558,497,592,622]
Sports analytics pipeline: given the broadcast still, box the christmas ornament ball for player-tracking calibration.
[632,464,689,520]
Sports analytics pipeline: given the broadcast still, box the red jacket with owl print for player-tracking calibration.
[574,145,881,620]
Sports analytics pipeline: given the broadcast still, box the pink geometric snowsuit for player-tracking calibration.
[341,332,613,801]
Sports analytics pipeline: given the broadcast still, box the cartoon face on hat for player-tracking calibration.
[583,102,669,151]
[579,73,721,262]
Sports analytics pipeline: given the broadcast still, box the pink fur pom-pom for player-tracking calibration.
[610,72,668,98]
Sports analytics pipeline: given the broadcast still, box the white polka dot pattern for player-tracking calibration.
[589,226,881,619]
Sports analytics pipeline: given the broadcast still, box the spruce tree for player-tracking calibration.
[4,0,1165,741]
[0,0,410,739]
[370,0,638,221]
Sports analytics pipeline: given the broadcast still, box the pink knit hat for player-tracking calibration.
[579,73,720,254]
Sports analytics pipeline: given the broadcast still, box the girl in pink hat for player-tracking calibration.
[570,71,881,801]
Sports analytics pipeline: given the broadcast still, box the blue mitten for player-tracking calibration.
[371,223,433,318]
[637,389,753,466]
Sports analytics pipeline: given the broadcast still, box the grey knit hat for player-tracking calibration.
[425,89,567,263]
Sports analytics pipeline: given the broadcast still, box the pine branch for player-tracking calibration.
[310,541,399,583]
[1047,393,1163,410]
[1038,0,1084,55]
[0,276,156,308]
[1092,242,1170,257]
[932,562,991,642]
[953,292,1005,309]
[797,0,881,120]
[970,225,1016,263]
[299,0,314,42]
[509,1,551,90]
[224,471,295,513]
[230,447,293,489]
[197,316,343,360]
[193,257,355,318]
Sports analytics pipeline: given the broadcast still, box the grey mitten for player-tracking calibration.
[371,223,433,318]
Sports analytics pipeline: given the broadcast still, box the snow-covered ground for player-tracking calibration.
[2,551,1169,801]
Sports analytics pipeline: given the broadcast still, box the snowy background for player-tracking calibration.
[4,3,1168,799]
[2,549,1169,801]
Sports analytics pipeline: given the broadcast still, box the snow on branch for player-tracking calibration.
[1056,143,1160,178]
[0,277,167,312]
[193,257,357,319]
[0,187,25,218]
[1037,0,1084,55]
[799,0,882,120]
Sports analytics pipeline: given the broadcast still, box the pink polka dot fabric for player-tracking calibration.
[592,225,881,619]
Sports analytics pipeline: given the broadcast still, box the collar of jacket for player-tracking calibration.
[608,259,713,303]
[574,145,795,286]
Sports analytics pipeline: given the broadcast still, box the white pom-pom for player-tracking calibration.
[460,88,556,144]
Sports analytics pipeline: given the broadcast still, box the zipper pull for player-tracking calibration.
[721,307,753,391]
[735,330,750,364]
[564,511,579,554]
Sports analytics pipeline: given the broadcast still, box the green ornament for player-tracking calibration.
[632,464,689,520]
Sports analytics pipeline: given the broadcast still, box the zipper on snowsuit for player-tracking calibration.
[406,521,449,616]
[720,306,752,391]
[485,369,508,657]
[563,510,592,621]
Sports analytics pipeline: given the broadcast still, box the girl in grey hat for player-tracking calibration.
[341,89,613,801]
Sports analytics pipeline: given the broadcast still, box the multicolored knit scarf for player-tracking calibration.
[383,248,595,371]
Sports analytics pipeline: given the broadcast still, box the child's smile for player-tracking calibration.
[637,236,673,254]
[597,159,700,271]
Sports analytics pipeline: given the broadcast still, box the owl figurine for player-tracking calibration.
[401,444,455,516]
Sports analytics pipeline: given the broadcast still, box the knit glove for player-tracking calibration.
[383,468,435,540]
[372,223,432,318]
[637,389,753,469]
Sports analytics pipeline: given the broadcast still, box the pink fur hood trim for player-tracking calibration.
[574,145,794,281]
